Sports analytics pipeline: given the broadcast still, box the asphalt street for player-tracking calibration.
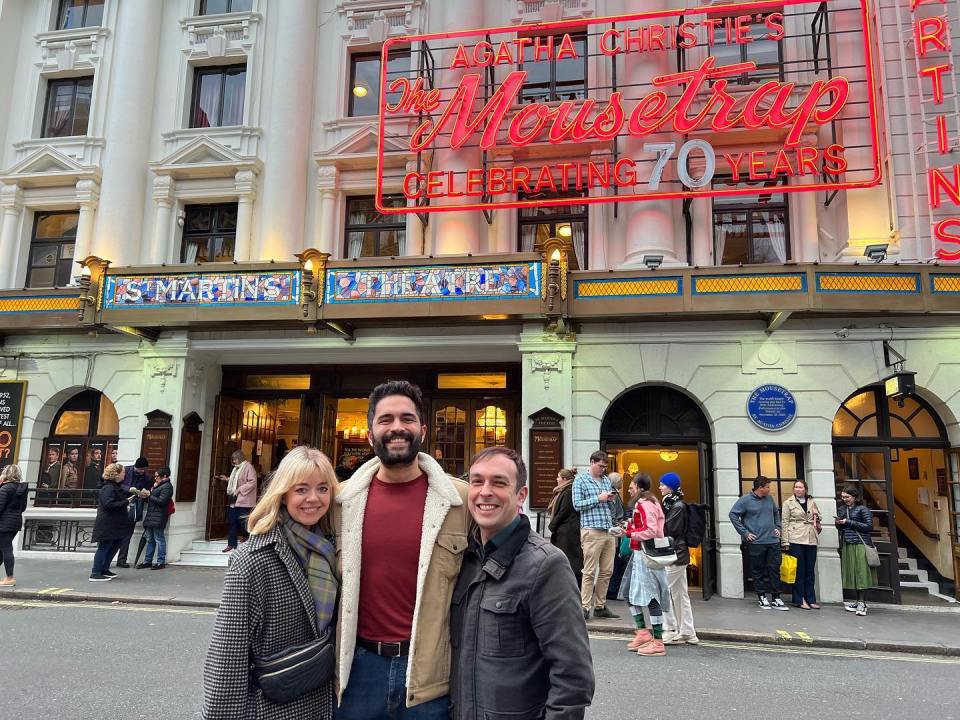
[1,599,957,720]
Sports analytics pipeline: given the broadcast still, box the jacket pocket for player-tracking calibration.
[482,706,545,720]
[479,595,525,657]
[434,531,467,580]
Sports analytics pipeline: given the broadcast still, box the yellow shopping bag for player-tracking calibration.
[780,552,798,584]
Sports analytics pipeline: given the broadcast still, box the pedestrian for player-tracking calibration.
[117,457,151,568]
[623,473,672,657]
[729,476,789,610]
[451,447,595,719]
[335,453,359,482]
[606,472,628,600]
[90,462,133,582]
[658,472,699,645]
[0,465,29,587]
[202,446,339,720]
[572,450,619,620]
[782,479,822,609]
[332,380,471,719]
[548,468,582,585]
[837,483,877,617]
[138,466,174,570]
[218,450,258,553]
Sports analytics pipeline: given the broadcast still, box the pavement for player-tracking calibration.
[3,556,959,656]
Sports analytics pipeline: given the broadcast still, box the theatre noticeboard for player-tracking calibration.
[376,0,881,214]
[0,381,27,469]
[529,408,565,508]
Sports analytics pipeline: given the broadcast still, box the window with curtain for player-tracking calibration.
[190,64,246,128]
[519,33,588,103]
[517,191,588,269]
[28,211,79,288]
[706,15,784,85]
[712,178,789,265]
[180,203,238,263]
[344,196,406,258]
[42,76,93,138]
[200,0,252,14]
[56,0,104,29]
[349,50,410,117]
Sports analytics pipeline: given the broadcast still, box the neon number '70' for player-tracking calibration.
[643,140,716,190]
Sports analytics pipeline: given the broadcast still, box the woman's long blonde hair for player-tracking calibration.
[247,446,339,535]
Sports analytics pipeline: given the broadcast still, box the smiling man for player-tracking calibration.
[450,447,594,720]
[333,380,472,720]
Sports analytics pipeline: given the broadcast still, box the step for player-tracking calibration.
[175,550,231,567]
[900,581,959,604]
[188,540,229,552]
[898,558,917,571]
[899,568,928,583]
[897,546,908,560]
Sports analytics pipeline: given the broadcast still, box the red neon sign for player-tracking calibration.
[375,0,882,214]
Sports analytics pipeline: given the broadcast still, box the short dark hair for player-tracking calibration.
[367,380,426,427]
[753,476,771,490]
[840,483,862,504]
[157,466,171,478]
[134,457,150,469]
[589,450,607,464]
[470,446,527,492]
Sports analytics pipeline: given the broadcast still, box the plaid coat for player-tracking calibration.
[202,527,335,720]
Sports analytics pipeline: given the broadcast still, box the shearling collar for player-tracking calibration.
[336,451,463,507]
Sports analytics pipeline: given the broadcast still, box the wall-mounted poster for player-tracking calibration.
[83,442,106,490]
[40,441,63,490]
[0,380,27,470]
[908,457,920,480]
[61,443,82,489]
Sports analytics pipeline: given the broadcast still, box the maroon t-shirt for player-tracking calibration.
[357,472,428,642]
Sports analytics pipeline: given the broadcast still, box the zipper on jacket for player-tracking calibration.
[256,634,328,670]
[257,646,326,679]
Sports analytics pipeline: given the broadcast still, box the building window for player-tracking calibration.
[56,0,104,29]
[519,33,587,103]
[709,17,784,84]
[181,203,238,263]
[344,196,406,258]
[41,76,93,138]
[190,64,246,128]
[349,50,410,117]
[27,211,78,288]
[712,178,789,264]
[518,192,588,269]
[199,0,252,14]
[738,446,805,507]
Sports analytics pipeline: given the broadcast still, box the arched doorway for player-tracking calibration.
[35,389,119,508]
[600,385,717,599]
[833,386,951,604]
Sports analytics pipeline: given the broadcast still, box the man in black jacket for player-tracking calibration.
[450,447,594,720]
[116,457,151,568]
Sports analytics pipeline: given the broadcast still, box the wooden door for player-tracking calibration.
[432,401,468,477]
[698,441,718,601]
[950,450,960,601]
[319,395,338,462]
[207,395,242,540]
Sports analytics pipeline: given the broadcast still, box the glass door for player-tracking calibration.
[207,395,243,539]
[833,447,900,603]
[698,441,717,601]
[950,451,960,601]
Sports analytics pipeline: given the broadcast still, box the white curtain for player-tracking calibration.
[347,233,363,259]
[520,225,537,253]
[765,216,787,262]
[571,222,585,270]
[184,241,200,264]
[714,221,730,264]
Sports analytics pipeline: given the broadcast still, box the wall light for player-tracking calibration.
[659,450,679,462]
[644,254,664,270]
[352,84,369,98]
[864,243,888,263]
[557,224,572,238]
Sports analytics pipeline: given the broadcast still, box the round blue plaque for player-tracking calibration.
[747,385,797,431]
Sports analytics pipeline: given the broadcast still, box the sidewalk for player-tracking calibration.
[588,596,960,656]
[2,558,959,656]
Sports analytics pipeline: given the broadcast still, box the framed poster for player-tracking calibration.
[0,380,27,469]
[908,457,920,480]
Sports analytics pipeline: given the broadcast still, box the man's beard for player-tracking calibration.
[372,429,422,467]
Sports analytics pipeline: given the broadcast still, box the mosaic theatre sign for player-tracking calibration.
[376,0,882,213]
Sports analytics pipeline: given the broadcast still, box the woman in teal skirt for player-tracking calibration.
[836,484,877,617]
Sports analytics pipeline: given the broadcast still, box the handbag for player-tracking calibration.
[780,553,798,584]
[641,536,678,568]
[253,626,334,704]
[618,535,632,558]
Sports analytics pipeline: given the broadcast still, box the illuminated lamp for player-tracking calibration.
[557,224,572,239]
[659,450,679,462]
[628,463,639,475]
[883,371,916,399]
[352,84,369,98]
[643,254,664,270]
[864,243,888,263]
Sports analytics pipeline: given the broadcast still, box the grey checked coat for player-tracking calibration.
[202,526,336,720]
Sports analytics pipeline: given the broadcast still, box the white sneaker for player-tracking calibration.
[844,603,858,613]
[682,635,701,645]
[758,596,772,609]
[856,602,867,617]
[771,598,790,611]
[662,631,682,644]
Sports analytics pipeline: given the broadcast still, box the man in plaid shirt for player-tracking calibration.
[573,450,620,620]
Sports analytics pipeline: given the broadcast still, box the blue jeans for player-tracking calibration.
[144,526,167,565]
[226,507,249,549]
[336,647,450,720]
[92,538,122,575]
[787,543,817,605]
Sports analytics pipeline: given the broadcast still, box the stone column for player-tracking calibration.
[314,166,338,256]
[793,174,821,263]
[92,0,163,265]
[147,176,175,265]
[691,197,713,266]
[0,184,23,289]
[254,0,320,260]
[73,179,100,273]
[234,170,257,262]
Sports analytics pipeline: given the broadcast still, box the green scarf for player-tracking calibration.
[279,509,338,634]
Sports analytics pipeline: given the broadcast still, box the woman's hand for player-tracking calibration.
[836,518,846,525]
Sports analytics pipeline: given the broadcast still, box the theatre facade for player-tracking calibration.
[0,0,958,604]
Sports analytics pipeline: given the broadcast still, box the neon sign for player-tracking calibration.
[908,0,960,261]
[376,0,882,214]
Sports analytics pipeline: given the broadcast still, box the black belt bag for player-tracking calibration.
[253,627,334,704]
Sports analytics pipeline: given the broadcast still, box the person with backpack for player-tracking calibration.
[658,472,699,645]
[138,466,175,570]
[0,465,30,587]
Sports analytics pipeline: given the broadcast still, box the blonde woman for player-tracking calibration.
[90,462,131,582]
[0,465,29,586]
[203,446,340,720]
[781,479,821,609]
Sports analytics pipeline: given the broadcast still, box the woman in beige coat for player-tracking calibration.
[781,480,821,609]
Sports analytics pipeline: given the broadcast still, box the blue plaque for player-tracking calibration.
[747,385,797,431]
